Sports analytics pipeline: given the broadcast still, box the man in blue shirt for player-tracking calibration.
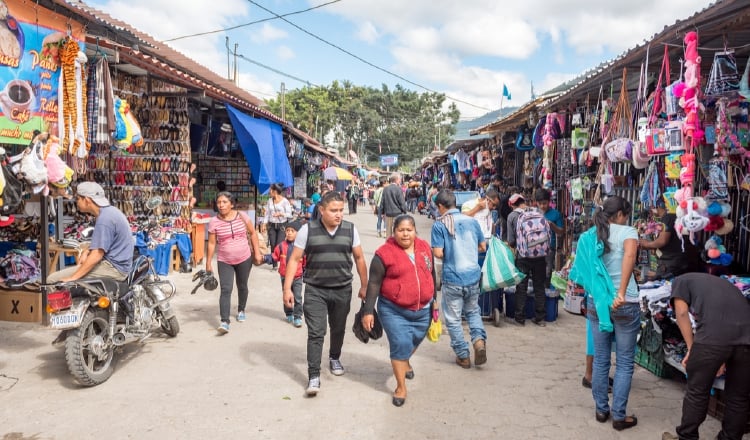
[431,189,487,369]
[534,189,564,288]
[48,182,133,283]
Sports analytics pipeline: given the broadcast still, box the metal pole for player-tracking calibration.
[226,37,231,80]
[233,43,238,85]
[40,195,49,325]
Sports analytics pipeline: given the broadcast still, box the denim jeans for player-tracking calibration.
[303,283,352,379]
[441,281,486,360]
[587,299,640,421]
[376,206,384,233]
[217,256,253,323]
[677,343,750,440]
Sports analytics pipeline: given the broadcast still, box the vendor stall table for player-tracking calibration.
[48,241,90,274]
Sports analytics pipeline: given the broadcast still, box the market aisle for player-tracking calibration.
[0,210,737,440]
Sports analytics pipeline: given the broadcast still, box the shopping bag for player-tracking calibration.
[427,308,442,343]
[481,237,526,292]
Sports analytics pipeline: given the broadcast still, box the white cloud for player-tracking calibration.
[356,21,379,44]
[251,23,288,44]
[277,45,295,61]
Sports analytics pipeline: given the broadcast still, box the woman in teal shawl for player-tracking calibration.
[570,196,640,431]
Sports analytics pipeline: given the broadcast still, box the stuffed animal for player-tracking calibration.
[679,31,705,150]
[705,235,733,265]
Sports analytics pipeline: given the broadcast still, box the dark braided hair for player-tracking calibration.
[594,195,632,254]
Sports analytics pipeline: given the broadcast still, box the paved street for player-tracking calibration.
[0,210,740,440]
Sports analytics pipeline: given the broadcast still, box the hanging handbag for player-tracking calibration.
[705,49,741,96]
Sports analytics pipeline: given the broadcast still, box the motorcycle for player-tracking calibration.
[45,255,179,386]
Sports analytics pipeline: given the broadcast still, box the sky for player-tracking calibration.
[85,0,714,121]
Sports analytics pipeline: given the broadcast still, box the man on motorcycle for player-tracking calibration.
[48,182,133,283]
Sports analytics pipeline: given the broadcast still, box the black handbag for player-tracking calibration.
[352,301,382,343]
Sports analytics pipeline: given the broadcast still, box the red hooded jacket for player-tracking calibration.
[375,236,434,310]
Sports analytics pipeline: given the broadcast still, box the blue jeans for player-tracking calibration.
[587,299,640,420]
[376,206,384,233]
[442,281,486,359]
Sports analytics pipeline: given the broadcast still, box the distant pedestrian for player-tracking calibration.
[431,189,487,369]
[372,181,386,237]
[381,173,407,237]
[261,183,293,269]
[283,191,369,397]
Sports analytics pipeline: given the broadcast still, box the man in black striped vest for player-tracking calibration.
[284,191,368,397]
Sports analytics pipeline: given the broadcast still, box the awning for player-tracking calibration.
[225,104,293,194]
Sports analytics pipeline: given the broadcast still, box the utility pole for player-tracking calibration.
[280,82,286,120]
[233,43,239,85]
[226,37,231,81]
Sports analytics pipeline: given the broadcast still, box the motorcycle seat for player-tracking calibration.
[77,277,129,297]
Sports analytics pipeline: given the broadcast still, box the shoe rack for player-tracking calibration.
[195,153,254,207]
[85,75,194,230]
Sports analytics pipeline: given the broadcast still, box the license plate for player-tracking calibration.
[49,301,87,330]
[49,310,81,329]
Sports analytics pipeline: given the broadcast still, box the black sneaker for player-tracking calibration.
[531,318,547,327]
[306,376,320,396]
[506,317,525,326]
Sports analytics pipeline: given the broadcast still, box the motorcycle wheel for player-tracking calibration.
[160,313,180,337]
[64,309,115,386]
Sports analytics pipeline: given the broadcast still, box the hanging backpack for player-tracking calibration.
[515,126,534,151]
[515,208,550,258]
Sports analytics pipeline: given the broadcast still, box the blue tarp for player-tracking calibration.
[225,104,293,194]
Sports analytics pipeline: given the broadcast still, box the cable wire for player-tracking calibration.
[164,0,344,42]
[244,0,492,112]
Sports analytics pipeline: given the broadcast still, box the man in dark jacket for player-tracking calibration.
[380,173,407,238]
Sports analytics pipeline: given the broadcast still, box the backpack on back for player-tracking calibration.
[515,208,550,258]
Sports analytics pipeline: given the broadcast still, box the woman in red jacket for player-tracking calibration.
[361,215,437,407]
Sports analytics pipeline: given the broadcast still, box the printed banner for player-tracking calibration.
[0,0,85,144]
[379,154,398,167]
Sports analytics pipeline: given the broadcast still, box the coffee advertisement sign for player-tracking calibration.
[0,0,84,145]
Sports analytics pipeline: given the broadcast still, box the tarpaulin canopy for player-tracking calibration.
[225,104,293,194]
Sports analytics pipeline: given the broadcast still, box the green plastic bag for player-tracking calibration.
[481,237,526,292]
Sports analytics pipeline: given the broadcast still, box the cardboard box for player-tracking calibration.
[0,290,42,323]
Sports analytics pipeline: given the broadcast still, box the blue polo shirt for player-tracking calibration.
[431,209,485,286]
[544,208,564,249]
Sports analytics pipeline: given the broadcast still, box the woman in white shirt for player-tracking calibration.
[261,183,293,268]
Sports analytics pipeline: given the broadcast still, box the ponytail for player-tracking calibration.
[594,195,632,254]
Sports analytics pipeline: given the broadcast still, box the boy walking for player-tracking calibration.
[271,221,305,327]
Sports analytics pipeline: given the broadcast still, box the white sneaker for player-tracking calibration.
[306,376,320,396]
[329,358,345,376]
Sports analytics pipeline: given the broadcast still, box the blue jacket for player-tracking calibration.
[569,227,616,332]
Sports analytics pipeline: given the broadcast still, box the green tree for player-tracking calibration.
[267,81,460,169]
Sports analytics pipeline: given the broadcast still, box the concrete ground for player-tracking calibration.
[0,210,743,440]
